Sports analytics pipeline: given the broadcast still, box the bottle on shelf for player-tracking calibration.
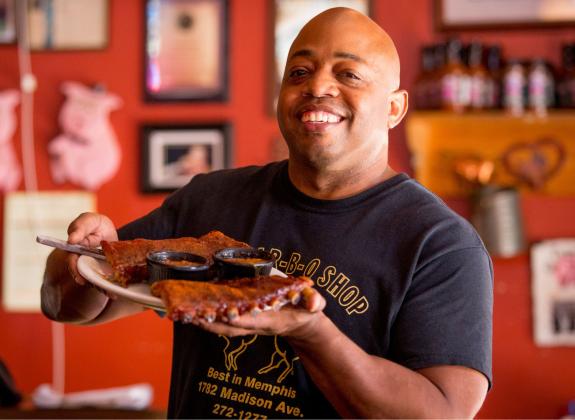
[413,46,436,110]
[558,43,575,108]
[440,38,471,113]
[528,58,555,116]
[485,45,503,109]
[467,41,489,111]
[503,59,527,116]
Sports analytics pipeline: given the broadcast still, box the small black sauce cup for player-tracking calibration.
[146,251,211,283]
[213,247,275,279]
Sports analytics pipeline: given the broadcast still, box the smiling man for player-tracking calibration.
[41,8,493,419]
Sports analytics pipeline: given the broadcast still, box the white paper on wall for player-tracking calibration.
[2,191,95,312]
[531,239,575,346]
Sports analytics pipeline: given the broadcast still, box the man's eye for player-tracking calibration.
[341,71,360,80]
[289,69,308,78]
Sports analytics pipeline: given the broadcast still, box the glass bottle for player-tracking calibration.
[485,45,503,109]
[413,46,435,110]
[468,41,488,110]
[503,59,527,116]
[528,58,555,116]
[558,43,575,108]
[441,38,471,113]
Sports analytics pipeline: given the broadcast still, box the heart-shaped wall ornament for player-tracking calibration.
[502,138,566,190]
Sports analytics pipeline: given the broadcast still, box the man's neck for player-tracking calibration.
[287,160,397,200]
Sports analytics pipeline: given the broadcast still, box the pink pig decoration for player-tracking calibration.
[0,90,22,192]
[49,82,122,190]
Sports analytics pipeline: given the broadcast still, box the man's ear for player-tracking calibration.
[387,89,408,129]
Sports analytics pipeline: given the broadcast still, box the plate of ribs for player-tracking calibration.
[76,231,314,323]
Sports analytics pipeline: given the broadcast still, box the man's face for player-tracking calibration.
[277,16,396,171]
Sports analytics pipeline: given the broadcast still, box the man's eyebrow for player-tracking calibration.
[288,49,367,64]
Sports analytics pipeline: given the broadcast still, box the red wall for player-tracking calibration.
[1,0,575,416]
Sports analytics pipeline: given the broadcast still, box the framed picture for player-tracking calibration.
[531,239,575,346]
[144,0,229,102]
[436,0,575,30]
[271,0,371,113]
[27,0,108,50]
[0,0,16,44]
[141,123,232,193]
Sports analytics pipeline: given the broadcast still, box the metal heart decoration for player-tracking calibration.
[502,138,566,190]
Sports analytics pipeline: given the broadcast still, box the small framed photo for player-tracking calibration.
[0,0,16,44]
[144,0,229,102]
[141,123,232,193]
[27,0,109,50]
[436,0,575,30]
[271,0,371,113]
[531,239,575,346]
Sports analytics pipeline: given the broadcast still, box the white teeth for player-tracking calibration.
[301,111,340,123]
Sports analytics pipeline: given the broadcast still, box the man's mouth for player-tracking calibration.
[300,110,343,123]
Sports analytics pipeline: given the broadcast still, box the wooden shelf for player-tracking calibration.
[405,111,575,197]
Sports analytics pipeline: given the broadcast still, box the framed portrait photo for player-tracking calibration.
[271,0,371,113]
[0,0,15,44]
[141,123,232,193]
[144,0,229,102]
[436,0,575,30]
[27,0,109,50]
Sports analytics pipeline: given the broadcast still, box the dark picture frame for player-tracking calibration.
[26,0,109,50]
[140,123,232,193]
[270,0,371,114]
[144,0,229,102]
[436,0,575,31]
[0,0,15,44]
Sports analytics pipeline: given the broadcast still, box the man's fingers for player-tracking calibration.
[66,253,86,285]
[301,287,326,312]
[67,212,118,246]
[195,319,255,337]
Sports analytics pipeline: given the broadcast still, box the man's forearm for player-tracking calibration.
[41,249,110,324]
[286,313,468,419]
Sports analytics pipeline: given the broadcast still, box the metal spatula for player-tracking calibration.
[36,235,106,260]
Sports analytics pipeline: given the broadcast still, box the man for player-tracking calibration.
[41,8,493,418]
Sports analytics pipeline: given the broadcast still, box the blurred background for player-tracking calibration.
[0,0,575,418]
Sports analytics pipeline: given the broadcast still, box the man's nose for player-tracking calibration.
[302,71,339,98]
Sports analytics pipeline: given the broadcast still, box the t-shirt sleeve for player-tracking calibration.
[389,246,493,387]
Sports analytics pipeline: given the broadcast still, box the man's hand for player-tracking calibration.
[192,287,326,339]
[67,212,118,247]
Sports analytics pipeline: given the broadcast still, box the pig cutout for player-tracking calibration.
[49,82,122,190]
[0,90,22,192]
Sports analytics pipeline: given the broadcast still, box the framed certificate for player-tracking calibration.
[0,0,16,44]
[144,0,229,102]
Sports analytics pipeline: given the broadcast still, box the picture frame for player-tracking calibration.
[140,123,232,193]
[27,0,109,50]
[270,0,371,114]
[436,0,575,30]
[531,239,575,346]
[0,0,16,44]
[144,0,229,102]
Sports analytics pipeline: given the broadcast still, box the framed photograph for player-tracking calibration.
[141,123,232,193]
[144,0,229,102]
[27,0,108,50]
[531,239,575,346]
[0,0,15,44]
[271,0,371,113]
[436,0,575,30]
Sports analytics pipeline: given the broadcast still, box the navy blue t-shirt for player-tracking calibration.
[119,160,493,419]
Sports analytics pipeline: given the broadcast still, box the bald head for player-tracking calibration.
[287,7,401,89]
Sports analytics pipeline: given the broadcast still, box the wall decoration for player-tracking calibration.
[3,191,95,312]
[49,81,122,191]
[271,0,370,113]
[141,123,231,193]
[532,239,575,346]
[144,0,228,102]
[0,89,21,192]
[0,0,16,44]
[27,0,108,50]
[436,0,575,30]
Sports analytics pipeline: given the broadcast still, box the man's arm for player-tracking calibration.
[194,297,487,419]
[41,212,146,325]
